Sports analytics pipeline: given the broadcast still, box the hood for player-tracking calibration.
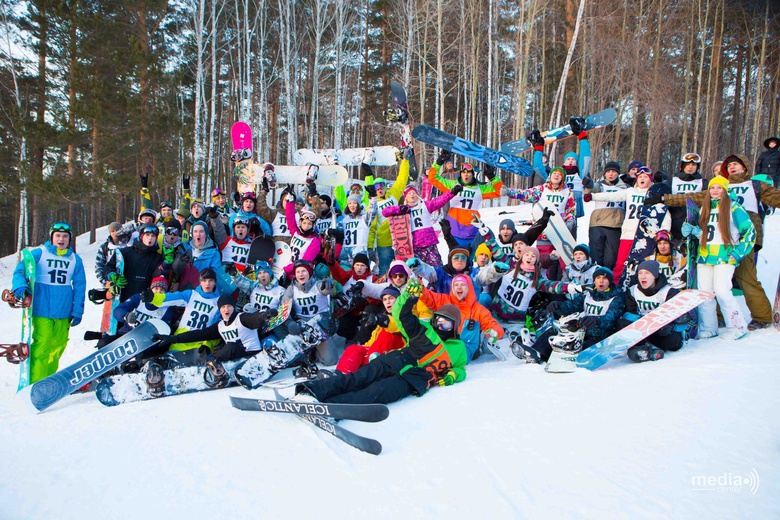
[44,241,74,255]
[194,286,220,299]
[448,274,477,309]
[722,154,753,183]
[763,136,780,149]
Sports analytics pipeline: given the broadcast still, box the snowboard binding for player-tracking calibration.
[2,289,31,309]
[305,164,319,183]
[292,361,320,380]
[230,148,252,163]
[144,361,166,398]
[262,163,277,189]
[88,288,111,305]
[203,359,230,388]
[0,343,29,364]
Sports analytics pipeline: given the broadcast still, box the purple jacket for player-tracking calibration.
[382,191,454,248]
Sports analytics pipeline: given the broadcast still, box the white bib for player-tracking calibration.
[292,284,330,318]
[180,292,219,332]
[450,186,483,212]
[342,215,370,248]
[671,177,703,195]
[218,318,263,352]
[727,181,759,214]
[496,271,536,312]
[221,238,251,266]
[36,248,77,287]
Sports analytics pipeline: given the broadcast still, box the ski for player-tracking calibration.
[229,396,389,423]
[297,413,382,456]
[500,108,617,155]
[411,124,532,177]
[577,290,714,371]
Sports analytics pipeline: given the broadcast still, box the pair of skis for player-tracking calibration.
[230,395,388,456]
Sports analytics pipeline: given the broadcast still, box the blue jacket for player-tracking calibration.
[12,242,86,321]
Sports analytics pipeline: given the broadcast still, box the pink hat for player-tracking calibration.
[403,185,419,199]
[452,274,470,286]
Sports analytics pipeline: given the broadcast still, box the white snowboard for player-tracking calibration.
[293,146,399,167]
[236,162,348,187]
[272,241,293,279]
[531,202,576,265]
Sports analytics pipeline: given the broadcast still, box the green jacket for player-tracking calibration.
[391,287,467,392]
[698,197,755,266]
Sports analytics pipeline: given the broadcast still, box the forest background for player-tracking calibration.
[0,0,778,257]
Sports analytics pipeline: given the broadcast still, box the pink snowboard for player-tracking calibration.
[231,122,253,161]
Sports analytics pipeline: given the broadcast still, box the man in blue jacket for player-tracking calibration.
[12,222,86,382]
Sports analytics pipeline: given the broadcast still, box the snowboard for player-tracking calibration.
[95,357,243,407]
[229,396,389,423]
[19,319,169,412]
[230,122,253,162]
[246,236,276,266]
[500,109,618,155]
[686,198,700,290]
[108,250,125,335]
[17,248,36,391]
[531,203,575,265]
[388,214,414,261]
[576,289,714,371]
[619,184,670,290]
[412,124,532,177]
[293,146,399,167]
[387,81,418,180]
[273,241,293,279]
[773,272,780,332]
[236,162,348,188]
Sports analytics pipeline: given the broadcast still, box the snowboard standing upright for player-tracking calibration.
[388,214,414,261]
[387,81,418,180]
[107,250,125,335]
[17,248,36,391]
[619,184,670,290]
[231,122,255,194]
[685,198,700,290]
[500,109,617,155]
[412,125,533,177]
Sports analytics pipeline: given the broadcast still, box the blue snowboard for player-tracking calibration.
[19,319,169,412]
[411,125,532,177]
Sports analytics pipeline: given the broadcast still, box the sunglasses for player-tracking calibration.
[682,153,701,164]
[452,254,468,261]
[165,228,180,236]
[434,316,455,332]
[390,272,407,279]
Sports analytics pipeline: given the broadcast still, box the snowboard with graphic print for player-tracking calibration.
[500,109,617,155]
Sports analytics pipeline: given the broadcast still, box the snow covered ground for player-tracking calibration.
[0,201,778,519]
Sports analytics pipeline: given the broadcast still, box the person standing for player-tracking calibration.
[11,222,86,382]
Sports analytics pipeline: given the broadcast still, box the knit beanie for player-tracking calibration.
[217,294,235,308]
[474,243,492,260]
[353,253,370,269]
[150,276,169,291]
[604,161,621,175]
[637,260,660,279]
[708,176,729,191]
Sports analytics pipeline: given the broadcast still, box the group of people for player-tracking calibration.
[9,119,780,408]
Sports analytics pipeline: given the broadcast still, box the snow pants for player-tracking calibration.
[30,316,70,383]
[303,349,417,404]
[698,263,748,336]
[733,248,772,323]
[613,239,634,283]
[415,244,443,267]
[588,226,621,270]
[336,329,405,374]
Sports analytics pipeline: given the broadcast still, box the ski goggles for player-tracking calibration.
[681,153,701,164]
[50,222,72,234]
[211,188,225,198]
[165,228,180,236]
[254,260,272,273]
[461,163,474,173]
[241,192,257,201]
[300,212,317,223]
[433,315,455,332]
[655,230,671,242]
[160,200,174,209]
[140,224,159,236]
[636,166,653,178]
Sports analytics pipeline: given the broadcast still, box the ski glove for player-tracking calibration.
[437,370,457,386]
[656,323,674,337]
[319,279,335,295]
[163,246,175,265]
[351,281,364,293]
[125,312,140,328]
[643,192,664,206]
[223,263,238,277]
[494,261,510,275]
[13,287,29,301]
[152,334,173,349]
[436,149,453,166]
[566,283,583,295]
[579,316,599,329]
[653,171,665,183]
[70,316,82,328]
[232,192,241,204]
[108,273,127,289]
[140,174,148,189]
[306,181,318,196]
[483,164,496,181]
[397,205,411,215]
[569,116,586,135]
[451,184,463,196]
[206,206,219,219]
[403,147,414,161]
[287,321,303,336]
[360,162,374,179]
[681,222,702,239]
[581,176,594,189]
[365,183,377,198]
[406,257,421,270]
[583,193,592,203]
[140,288,155,304]
[485,329,499,344]
[527,130,545,147]
[407,278,423,298]
[542,207,556,220]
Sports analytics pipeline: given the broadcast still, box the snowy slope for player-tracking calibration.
[0,203,778,519]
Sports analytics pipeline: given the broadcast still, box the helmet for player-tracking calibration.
[139,223,159,236]
[138,208,158,222]
[49,222,72,242]
[232,217,250,229]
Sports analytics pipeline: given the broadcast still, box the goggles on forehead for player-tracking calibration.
[300,213,317,223]
[636,166,653,177]
[682,153,701,164]
[51,222,72,233]
[461,163,474,173]
[211,188,225,198]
